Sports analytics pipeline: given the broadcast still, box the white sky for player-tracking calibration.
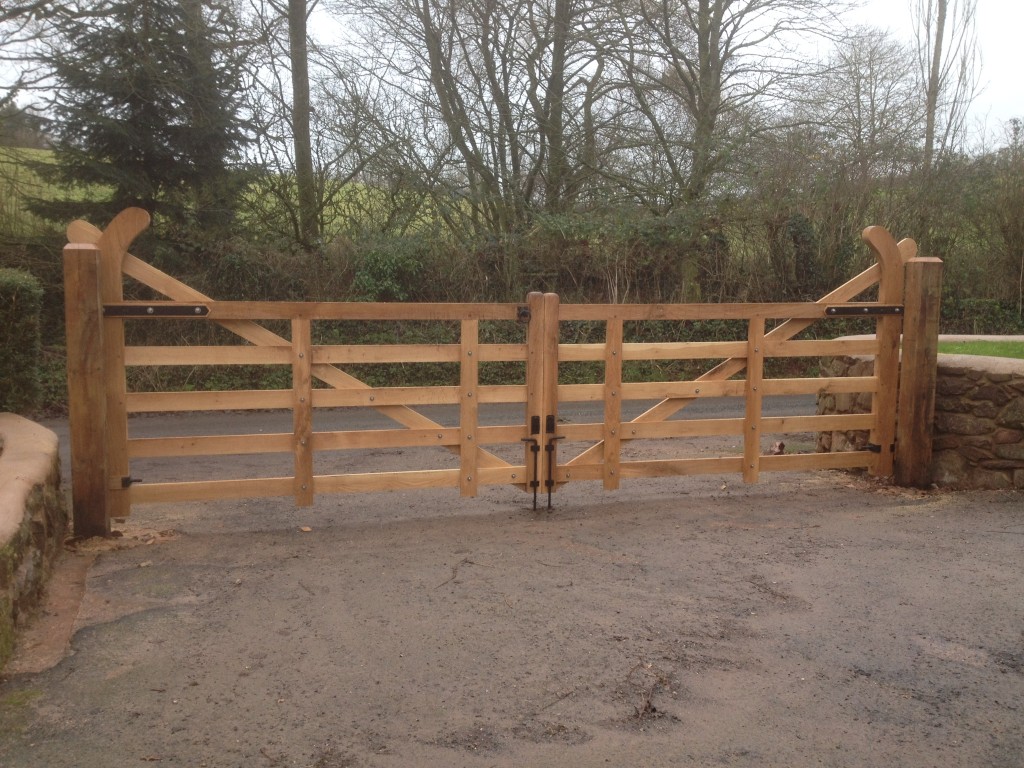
[849,0,1022,136]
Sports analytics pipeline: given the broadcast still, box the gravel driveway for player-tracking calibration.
[1,411,1021,767]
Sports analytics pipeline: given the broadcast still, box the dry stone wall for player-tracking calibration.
[0,415,68,670]
[817,344,1024,490]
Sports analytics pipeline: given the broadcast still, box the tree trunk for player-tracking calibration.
[545,0,569,212]
[289,0,319,250]
[922,0,947,177]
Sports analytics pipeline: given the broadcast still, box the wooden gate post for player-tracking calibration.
[895,257,944,487]
[63,242,111,537]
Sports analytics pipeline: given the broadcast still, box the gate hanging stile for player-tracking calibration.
[63,209,942,537]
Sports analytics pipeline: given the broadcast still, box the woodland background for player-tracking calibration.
[1,0,1021,412]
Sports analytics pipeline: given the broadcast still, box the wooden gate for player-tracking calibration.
[64,209,942,536]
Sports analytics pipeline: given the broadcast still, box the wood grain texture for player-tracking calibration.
[459,319,480,496]
[895,257,943,487]
[743,318,765,483]
[603,317,623,489]
[63,244,110,536]
[292,318,314,506]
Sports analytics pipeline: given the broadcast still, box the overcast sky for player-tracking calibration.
[849,0,1022,137]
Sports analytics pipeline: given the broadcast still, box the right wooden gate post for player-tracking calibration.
[895,256,944,487]
[63,242,111,537]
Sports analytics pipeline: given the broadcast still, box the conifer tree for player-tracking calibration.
[32,0,249,234]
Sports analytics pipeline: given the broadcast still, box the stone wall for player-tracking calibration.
[816,340,1024,490]
[0,414,68,669]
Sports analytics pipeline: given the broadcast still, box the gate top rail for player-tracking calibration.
[101,300,902,322]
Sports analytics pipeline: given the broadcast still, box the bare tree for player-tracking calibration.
[608,0,852,212]
[330,0,626,234]
[910,0,978,255]
[285,0,320,249]
[913,0,978,172]
[751,28,921,297]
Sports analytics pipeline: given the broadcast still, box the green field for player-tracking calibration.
[938,340,1024,359]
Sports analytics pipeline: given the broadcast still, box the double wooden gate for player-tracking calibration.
[64,209,942,536]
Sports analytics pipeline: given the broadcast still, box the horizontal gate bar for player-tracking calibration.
[556,450,875,483]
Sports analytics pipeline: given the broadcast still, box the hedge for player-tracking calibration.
[0,268,44,414]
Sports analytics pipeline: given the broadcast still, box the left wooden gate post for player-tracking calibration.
[64,242,111,537]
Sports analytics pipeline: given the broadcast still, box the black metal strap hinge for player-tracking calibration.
[544,413,565,509]
[104,303,210,317]
[826,305,903,317]
[865,443,895,454]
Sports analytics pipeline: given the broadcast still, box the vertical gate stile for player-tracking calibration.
[603,315,623,490]
[523,293,546,500]
[743,317,765,483]
[542,293,562,499]
[863,227,905,477]
[63,243,110,537]
[100,239,131,521]
[460,317,480,497]
[292,316,314,506]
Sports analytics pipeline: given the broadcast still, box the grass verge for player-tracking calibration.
[937,340,1024,359]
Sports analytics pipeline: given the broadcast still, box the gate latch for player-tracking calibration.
[544,415,565,510]
[865,443,894,454]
